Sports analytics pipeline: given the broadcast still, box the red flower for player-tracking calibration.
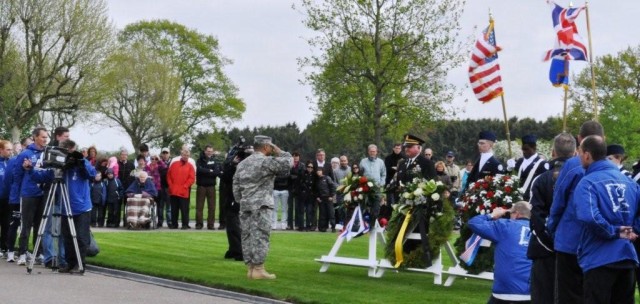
[362,185,370,192]
[359,176,368,184]
[486,191,494,199]
[482,183,489,189]
[491,203,497,210]
[351,191,357,198]
[502,175,510,181]
[504,186,512,194]
[474,182,481,189]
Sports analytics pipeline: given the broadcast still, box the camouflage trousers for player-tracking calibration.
[240,207,272,265]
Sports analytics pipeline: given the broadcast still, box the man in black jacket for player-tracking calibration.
[195,145,221,230]
[527,132,575,304]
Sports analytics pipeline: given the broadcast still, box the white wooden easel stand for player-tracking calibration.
[316,221,391,278]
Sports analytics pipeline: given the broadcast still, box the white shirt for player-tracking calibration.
[478,151,494,172]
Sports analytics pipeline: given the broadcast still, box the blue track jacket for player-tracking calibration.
[6,157,20,204]
[30,159,96,215]
[0,156,11,199]
[574,159,640,272]
[547,156,584,254]
[13,143,45,198]
[469,215,531,300]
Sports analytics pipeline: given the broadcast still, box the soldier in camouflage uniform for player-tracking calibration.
[233,135,292,280]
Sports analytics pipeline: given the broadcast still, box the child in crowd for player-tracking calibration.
[90,173,106,227]
[315,168,336,232]
[104,169,123,228]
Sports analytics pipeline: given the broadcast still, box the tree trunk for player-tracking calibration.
[11,125,21,143]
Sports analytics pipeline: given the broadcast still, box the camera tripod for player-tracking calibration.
[27,169,83,274]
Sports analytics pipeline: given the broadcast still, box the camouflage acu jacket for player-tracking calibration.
[232,151,292,212]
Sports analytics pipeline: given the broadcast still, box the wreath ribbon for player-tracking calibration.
[393,208,413,268]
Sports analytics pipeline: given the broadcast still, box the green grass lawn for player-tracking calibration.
[88,230,493,304]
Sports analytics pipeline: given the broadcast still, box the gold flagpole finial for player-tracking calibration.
[488,7,493,21]
[569,1,574,8]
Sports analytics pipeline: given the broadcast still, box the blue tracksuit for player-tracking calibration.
[13,144,45,198]
[574,159,640,272]
[30,159,96,215]
[469,214,531,300]
[0,156,11,199]
[547,156,584,254]
[6,157,21,205]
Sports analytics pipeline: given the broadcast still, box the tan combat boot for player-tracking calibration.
[247,264,254,278]
[250,264,276,279]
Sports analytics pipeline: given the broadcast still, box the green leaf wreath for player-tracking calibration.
[384,178,455,268]
[454,174,522,274]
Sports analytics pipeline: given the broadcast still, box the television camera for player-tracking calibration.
[41,146,85,170]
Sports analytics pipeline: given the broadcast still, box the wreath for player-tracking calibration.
[384,177,454,268]
[454,174,522,274]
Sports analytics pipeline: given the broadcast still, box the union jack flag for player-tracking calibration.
[468,20,503,103]
[543,1,588,61]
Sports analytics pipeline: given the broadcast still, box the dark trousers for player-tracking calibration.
[170,195,190,228]
[584,265,635,304]
[61,211,90,268]
[105,202,119,227]
[218,181,227,226]
[302,194,316,229]
[555,252,583,304]
[6,204,20,251]
[195,185,216,228]
[487,296,530,304]
[0,199,11,251]
[287,193,295,228]
[530,255,555,304]
[19,196,45,255]
[294,194,305,229]
[224,208,242,259]
[90,203,106,227]
[317,197,333,231]
[158,187,170,226]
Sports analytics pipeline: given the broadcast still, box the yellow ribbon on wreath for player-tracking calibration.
[394,208,413,268]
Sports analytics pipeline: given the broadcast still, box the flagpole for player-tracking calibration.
[489,10,512,158]
[500,94,512,158]
[562,85,569,132]
[585,0,598,120]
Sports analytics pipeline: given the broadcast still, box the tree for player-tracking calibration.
[599,93,640,159]
[571,46,640,158]
[119,20,245,148]
[0,0,113,142]
[96,40,181,153]
[297,0,467,149]
[571,46,640,127]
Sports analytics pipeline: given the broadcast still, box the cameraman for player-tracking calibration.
[221,144,253,261]
[27,140,96,274]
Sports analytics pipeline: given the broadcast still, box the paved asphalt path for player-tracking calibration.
[0,255,288,304]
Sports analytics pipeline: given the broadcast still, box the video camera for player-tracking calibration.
[225,136,253,164]
[42,146,85,170]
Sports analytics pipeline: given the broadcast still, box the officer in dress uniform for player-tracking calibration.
[606,144,632,178]
[395,133,436,184]
[467,131,504,184]
[508,135,548,201]
[393,133,437,266]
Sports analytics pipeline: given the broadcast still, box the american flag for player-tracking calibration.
[469,20,503,103]
[543,1,587,61]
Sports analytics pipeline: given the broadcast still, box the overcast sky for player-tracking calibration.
[72,0,639,151]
